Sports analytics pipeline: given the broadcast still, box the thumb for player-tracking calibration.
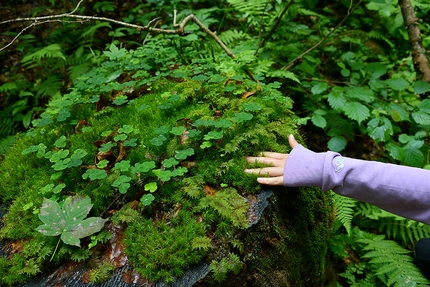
[288,134,299,149]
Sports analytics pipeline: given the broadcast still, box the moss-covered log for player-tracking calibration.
[0,37,333,286]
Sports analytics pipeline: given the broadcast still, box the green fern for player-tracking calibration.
[21,44,66,66]
[355,202,430,246]
[89,262,115,283]
[332,192,356,235]
[210,252,243,282]
[218,29,250,46]
[358,235,430,287]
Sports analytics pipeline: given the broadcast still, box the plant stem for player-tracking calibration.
[50,237,61,262]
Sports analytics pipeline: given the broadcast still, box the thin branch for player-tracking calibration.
[0,1,236,60]
[281,0,363,70]
[256,0,294,55]
[399,0,430,84]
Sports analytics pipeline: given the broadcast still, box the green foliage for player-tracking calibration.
[209,252,243,282]
[89,262,115,283]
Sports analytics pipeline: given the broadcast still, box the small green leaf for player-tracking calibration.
[232,112,253,123]
[81,127,93,133]
[48,149,70,163]
[311,82,328,95]
[412,111,430,126]
[112,95,128,105]
[311,114,327,129]
[150,135,167,146]
[101,130,112,137]
[204,131,223,140]
[118,125,134,134]
[171,167,188,177]
[22,144,40,155]
[140,194,155,206]
[138,104,150,111]
[114,134,127,141]
[131,161,156,173]
[200,141,212,149]
[50,172,63,181]
[328,136,347,152]
[40,184,55,194]
[327,91,346,110]
[385,78,409,91]
[52,183,66,194]
[99,142,116,152]
[52,158,71,171]
[54,136,67,148]
[154,126,169,135]
[144,182,157,193]
[155,170,173,182]
[23,202,34,211]
[123,138,137,147]
[343,102,370,124]
[113,160,131,172]
[170,126,186,136]
[414,81,430,94]
[163,157,179,168]
[82,169,108,180]
[96,159,109,168]
[175,148,195,160]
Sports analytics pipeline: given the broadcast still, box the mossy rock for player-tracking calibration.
[0,37,333,286]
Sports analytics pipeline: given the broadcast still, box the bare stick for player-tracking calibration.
[399,0,430,84]
[281,0,363,70]
[256,0,294,55]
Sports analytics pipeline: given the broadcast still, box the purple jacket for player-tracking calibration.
[283,144,430,225]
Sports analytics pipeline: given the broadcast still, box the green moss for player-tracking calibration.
[0,39,332,285]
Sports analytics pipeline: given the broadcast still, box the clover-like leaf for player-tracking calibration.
[123,138,137,147]
[204,131,223,141]
[171,167,188,177]
[48,149,70,163]
[82,169,108,181]
[140,194,155,206]
[54,136,67,148]
[99,142,116,152]
[37,196,107,247]
[113,160,131,172]
[150,135,167,146]
[118,125,134,134]
[114,134,127,141]
[68,149,88,168]
[154,126,169,135]
[163,157,179,168]
[232,112,253,123]
[170,126,186,136]
[200,141,212,149]
[175,148,195,160]
[112,175,132,188]
[154,169,173,182]
[131,161,156,173]
[96,159,109,168]
[113,95,128,105]
[144,182,157,193]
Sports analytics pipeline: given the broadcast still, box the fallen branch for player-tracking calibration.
[399,0,430,83]
[0,1,236,60]
[281,0,363,71]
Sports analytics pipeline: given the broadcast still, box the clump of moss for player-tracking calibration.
[0,38,329,285]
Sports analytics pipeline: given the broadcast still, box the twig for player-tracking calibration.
[281,0,363,70]
[256,0,294,55]
[399,0,430,83]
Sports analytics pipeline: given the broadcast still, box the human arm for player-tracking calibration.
[245,135,430,225]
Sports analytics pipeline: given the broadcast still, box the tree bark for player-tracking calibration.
[399,0,430,83]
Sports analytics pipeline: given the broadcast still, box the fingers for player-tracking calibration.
[245,156,286,167]
[256,176,284,186]
[244,166,284,177]
[288,134,299,149]
[258,151,288,159]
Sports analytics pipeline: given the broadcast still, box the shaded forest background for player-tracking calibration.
[1,0,430,286]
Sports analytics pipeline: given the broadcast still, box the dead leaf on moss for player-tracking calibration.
[75,120,89,133]
[204,185,217,196]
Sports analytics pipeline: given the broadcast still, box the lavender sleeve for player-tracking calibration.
[283,144,430,225]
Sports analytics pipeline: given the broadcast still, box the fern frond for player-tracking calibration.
[266,70,300,83]
[368,30,395,48]
[218,29,250,46]
[22,44,66,66]
[33,76,62,98]
[358,235,430,287]
[227,0,268,17]
[332,192,356,235]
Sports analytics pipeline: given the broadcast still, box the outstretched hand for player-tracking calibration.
[245,134,299,185]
